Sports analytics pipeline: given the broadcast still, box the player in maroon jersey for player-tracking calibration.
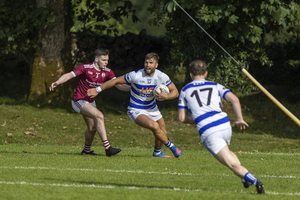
[49,48,130,156]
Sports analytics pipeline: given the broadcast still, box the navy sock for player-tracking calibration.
[165,141,173,148]
[244,172,257,185]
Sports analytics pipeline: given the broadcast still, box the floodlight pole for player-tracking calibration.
[173,0,300,127]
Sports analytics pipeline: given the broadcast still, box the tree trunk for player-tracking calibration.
[29,0,72,101]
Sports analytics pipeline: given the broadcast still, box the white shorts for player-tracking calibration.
[202,128,232,156]
[71,100,96,113]
[127,107,162,122]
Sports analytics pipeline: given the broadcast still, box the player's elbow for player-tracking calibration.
[174,90,179,98]
[230,95,240,105]
[225,92,240,104]
[178,114,186,123]
[115,84,123,90]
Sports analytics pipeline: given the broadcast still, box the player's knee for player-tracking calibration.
[149,121,160,132]
[86,127,96,134]
[95,112,104,121]
[90,128,97,133]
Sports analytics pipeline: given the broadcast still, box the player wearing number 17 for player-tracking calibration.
[177,60,265,194]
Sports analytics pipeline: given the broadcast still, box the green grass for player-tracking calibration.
[1,89,300,199]
[1,145,299,199]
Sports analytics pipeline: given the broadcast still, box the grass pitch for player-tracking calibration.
[1,91,300,199]
[1,145,300,200]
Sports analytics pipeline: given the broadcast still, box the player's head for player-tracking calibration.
[94,48,109,59]
[145,52,159,63]
[94,48,109,58]
[189,60,207,76]
[94,48,109,69]
[144,53,159,76]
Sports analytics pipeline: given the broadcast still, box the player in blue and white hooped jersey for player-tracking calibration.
[125,67,171,120]
[87,53,182,158]
[178,60,265,194]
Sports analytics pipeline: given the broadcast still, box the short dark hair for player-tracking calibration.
[94,48,109,58]
[145,52,159,63]
[189,60,207,76]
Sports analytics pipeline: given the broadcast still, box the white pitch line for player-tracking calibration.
[120,148,300,156]
[0,180,205,192]
[0,180,300,196]
[241,152,300,156]
[0,166,299,180]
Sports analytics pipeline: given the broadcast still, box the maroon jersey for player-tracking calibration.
[71,62,116,102]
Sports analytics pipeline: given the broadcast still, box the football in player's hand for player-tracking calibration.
[154,84,170,101]
[155,84,170,94]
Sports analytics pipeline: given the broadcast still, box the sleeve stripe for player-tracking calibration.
[71,71,76,77]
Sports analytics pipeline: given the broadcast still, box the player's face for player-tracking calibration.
[95,55,109,69]
[144,58,158,76]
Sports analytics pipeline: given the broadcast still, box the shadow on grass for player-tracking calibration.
[45,178,209,193]
[237,86,300,139]
[0,86,178,115]
[0,150,150,158]
[2,84,300,139]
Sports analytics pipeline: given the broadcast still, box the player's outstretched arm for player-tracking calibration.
[225,92,249,130]
[49,72,74,91]
[115,83,131,92]
[87,76,126,98]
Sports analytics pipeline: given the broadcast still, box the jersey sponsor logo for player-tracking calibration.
[88,71,93,75]
[139,80,145,83]
[141,87,155,93]
[84,64,93,68]
[140,93,153,97]
[154,79,158,85]
[85,79,100,87]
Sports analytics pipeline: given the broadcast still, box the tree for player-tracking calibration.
[0,0,137,101]
[0,0,56,55]
[29,0,73,101]
[71,0,139,66]
[0,0,56,99]
[148,0,300,93]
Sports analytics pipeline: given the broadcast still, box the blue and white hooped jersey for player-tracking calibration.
[178,79,231,141]
[124,69,172,111]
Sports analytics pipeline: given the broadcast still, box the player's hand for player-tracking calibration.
[154,89,168,101]
[232,120,249,130]
[87,88,98,98]
[49,82,58,91]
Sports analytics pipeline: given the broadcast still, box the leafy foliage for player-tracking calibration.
[71,0,143,67]
[253,27,300,99]
[0,0,56,56]
[148,0,300,93]
[72,0,139,35]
